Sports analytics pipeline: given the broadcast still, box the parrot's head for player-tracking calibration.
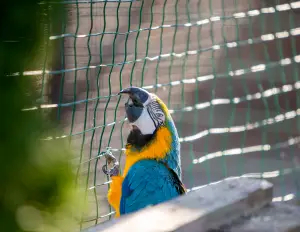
[119,86,181,177]
[119,86,168,148]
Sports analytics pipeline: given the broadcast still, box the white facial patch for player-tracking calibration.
[130,108,157,135]
[130,98,166,135]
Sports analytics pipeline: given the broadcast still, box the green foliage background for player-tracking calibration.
[0,1,84,231]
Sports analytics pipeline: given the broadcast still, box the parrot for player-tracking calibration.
[104,86,186,217]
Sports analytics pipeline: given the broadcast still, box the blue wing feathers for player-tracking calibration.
[120,159,183,215]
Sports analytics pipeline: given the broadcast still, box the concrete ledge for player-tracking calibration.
[83,177,273,232]
[229,203,300,232]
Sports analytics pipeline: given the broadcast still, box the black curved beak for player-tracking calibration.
[118,87,136,106]
[118,87,132,95]
[118,87,150,123]
[118,86,150,104]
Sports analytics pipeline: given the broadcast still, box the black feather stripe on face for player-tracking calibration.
[147,101,165,128]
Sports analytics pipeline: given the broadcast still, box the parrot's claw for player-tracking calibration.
[101,149,120,177]
[102,164,120,177]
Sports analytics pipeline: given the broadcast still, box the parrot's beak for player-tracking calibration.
[118,88,132,95]
[118,86,149,98]
[118,87,136,107]
[118,87,137,101]
[118,86,150,105]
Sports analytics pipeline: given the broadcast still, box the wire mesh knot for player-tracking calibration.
[101,147,120,177]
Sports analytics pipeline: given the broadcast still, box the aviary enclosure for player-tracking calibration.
[40,0,300,229]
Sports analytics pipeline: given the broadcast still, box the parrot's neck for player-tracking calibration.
[156,97,181,179]
[163,117,181,179]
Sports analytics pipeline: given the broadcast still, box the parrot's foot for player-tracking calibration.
[102,164,120,177]
[101,149,120,177]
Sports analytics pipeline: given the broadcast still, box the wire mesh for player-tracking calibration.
[31,0,300,229]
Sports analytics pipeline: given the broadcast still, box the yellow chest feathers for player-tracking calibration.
[123,125,172,176]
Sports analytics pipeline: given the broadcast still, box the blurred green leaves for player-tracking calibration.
[0,1,84,231]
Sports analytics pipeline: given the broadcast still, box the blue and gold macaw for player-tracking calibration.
[106,86,186,217]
